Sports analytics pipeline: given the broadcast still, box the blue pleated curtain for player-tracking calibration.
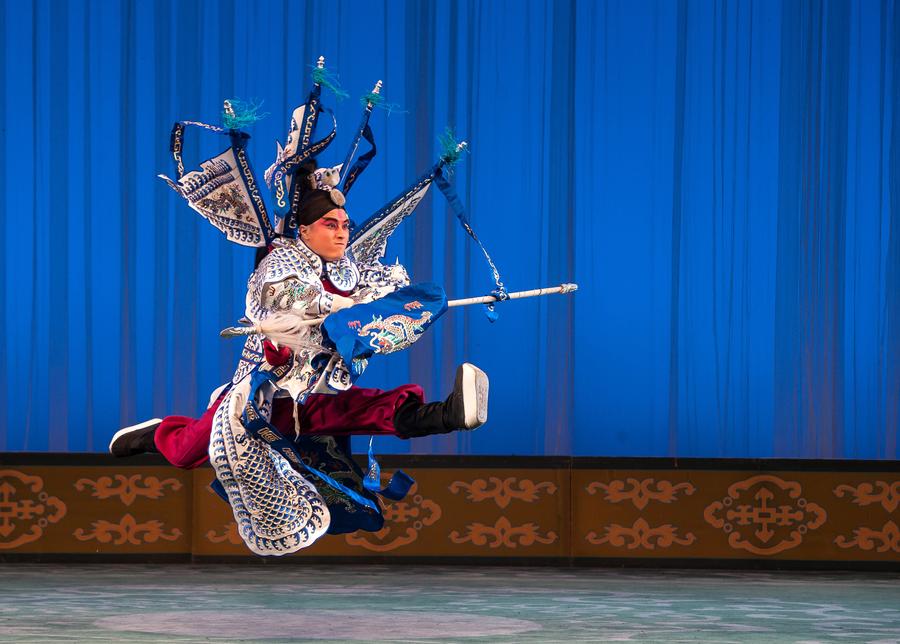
[1,0,897,458]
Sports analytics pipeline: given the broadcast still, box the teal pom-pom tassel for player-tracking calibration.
[311,65,350,100]
[360,91,403,115]
[222,98,269,130]
[439,127,469,166]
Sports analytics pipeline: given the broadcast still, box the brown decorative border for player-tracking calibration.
[0,456,895,564]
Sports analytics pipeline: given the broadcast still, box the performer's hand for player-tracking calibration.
[263,340,292,367]
[331,294,356,312]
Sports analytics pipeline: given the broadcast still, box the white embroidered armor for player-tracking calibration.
[212,238,410,556]
[232,237,409,401]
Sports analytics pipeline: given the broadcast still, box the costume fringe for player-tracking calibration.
[252,313,324,354]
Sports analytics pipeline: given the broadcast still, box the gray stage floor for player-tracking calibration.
[1,564,898,643]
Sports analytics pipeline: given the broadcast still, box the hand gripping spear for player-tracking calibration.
[219,283,579,343]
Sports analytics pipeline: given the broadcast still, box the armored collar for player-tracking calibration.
[324,253,359,291]
[286,238,360,291]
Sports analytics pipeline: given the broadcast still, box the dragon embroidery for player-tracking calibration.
[197,184,251,219]
[348,310,433,353]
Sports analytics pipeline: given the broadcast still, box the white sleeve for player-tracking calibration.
[259,276,341,319]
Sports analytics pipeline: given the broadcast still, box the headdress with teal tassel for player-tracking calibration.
[222,98,269,130]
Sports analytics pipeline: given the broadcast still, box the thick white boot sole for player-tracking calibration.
[459,363,489,429]
[108,418,163,456]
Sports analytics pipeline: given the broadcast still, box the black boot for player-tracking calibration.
[393,363,489,439]
[108,419,162,457]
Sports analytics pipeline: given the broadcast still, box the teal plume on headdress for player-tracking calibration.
[438,127,469,167]
[222,98,269,130]
[360,90,404,115]
[311,64,350,100]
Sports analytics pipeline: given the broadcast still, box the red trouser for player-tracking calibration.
[154,384,424,469]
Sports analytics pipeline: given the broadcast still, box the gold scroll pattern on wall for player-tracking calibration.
[587,478,695,510]
[833,481,900,512]
[73,513,182,546]
[447,476,560,551]
[584,477,697,551]
[586,518,696,550]
[71,471,186,547]
[449,517,557,548]
[833,481,900,554]
[345,484,442,552]
[74,474,182,506]
[834,521,900,554]
[206,522,242,545]
[703,475,827,555]
[449,477,558,508]
[0,470,67,549]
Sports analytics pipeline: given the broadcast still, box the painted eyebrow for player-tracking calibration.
[319,216,349,224]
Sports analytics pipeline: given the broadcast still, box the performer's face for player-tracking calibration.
[301,208,350,262]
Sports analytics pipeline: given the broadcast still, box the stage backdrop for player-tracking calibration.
[1,0,897,459]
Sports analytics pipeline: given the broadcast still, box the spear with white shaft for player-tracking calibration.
[446,282,577,307]
[220,283,579,344]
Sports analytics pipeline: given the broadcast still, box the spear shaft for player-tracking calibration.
[448,283,577,307]
[220,282,578,338]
